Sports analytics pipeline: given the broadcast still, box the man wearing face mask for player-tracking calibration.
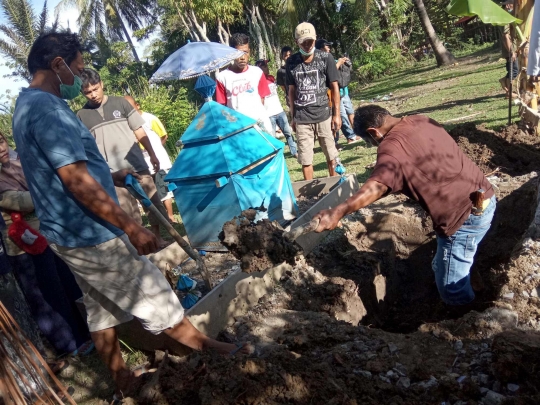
[12,32,252,402]
[313,105,496,307]
[286,22,342,180]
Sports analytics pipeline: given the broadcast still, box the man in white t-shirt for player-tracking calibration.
[256,59,298,158]
[216,33,273,134]
[124,96,176,224]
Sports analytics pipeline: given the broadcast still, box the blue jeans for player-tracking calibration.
[270,112,298,156]
[336,96,355,141]
[432,195,496,305]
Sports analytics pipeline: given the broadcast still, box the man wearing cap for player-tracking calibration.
[315,39,359,145]
[286,22,342,180]
[216,33,273,134]
[255,59,298,158]
[314,105,496,307]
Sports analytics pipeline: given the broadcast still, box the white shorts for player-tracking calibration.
[50,234,184,334]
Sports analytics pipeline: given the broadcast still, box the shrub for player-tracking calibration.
[355,45,406,83]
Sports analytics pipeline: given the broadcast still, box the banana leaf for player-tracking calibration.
[446,0,522,25]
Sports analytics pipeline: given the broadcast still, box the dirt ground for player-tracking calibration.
[117,123,540,405]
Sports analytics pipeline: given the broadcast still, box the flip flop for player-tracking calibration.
[50,359,70,375]
[70,340,95,357]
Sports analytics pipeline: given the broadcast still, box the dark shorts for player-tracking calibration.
[154,169,173,201]
[506,57,518,79]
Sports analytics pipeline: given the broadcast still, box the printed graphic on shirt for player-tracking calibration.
[231,78,255,97]
[295,69,319,106]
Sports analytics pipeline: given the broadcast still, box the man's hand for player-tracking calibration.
[125,223,159,255]
[111,169,141,188]
[336,57,349,69]
[314,207,345,232]
[150,154,160,173]
[331,115,342,132]
[291,119,297,132]
[511,52,517,62]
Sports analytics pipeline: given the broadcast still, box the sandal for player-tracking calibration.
[70,340,95,357]
[49,359,70,375]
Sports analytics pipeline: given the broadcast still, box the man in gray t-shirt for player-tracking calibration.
[77,68,169,247]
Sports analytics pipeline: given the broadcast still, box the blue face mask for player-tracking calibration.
[57,60,82,100]
[299,46,315,56]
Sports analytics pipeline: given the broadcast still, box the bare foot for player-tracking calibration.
[204,340,254,356]
[168,216,178,223]
[499,77,508,93]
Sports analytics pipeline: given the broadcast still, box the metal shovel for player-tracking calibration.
[125,174,213,289]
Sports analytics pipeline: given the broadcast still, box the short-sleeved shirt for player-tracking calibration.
[215,65,271,122]
[286,50,339,124]
[368,115,494,237]
[140,112,172,173]
[276,66,289,105]
[12,88,123,248]
[77,96,148,172]
[263,75,284,117]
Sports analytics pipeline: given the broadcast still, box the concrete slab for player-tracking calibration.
[147,239,190,273]
[292,175,345,199]
[78,263,291,356]
[291,174,360,254]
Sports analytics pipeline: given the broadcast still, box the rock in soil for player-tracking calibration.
[219,210,300,273]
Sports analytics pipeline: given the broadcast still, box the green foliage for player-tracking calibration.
[0,0,58,82]
[356,45,406,83]
[136,83,198,159]
[0,92,15,146]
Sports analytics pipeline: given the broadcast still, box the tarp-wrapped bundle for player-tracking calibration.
[166,99,298,251]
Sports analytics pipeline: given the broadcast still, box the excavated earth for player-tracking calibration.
[126,123,540,405]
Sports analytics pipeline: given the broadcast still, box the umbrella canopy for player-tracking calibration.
[446,0,522,25]
[150,42,244,82]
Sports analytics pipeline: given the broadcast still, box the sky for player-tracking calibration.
[0,0,154,97]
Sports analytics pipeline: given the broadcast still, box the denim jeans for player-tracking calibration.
[432,195,496,305]
[336,96,355,141]
[269,111,298,156]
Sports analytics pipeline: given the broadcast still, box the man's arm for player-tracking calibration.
[329,81,342,131]
[134,127,160,173]
[314,180,388,232]
[57,161,158,255]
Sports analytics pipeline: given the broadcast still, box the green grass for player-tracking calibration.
[284,45,512,182]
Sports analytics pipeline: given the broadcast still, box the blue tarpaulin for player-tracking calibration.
[166,101,298,251]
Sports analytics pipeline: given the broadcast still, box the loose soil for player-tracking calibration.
[219,210,300,273]
[121,123,540,405]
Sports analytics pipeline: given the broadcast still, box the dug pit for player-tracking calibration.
[123,123,540,405]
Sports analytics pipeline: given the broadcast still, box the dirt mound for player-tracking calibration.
[219,210,300,273]
[449,123,540,176]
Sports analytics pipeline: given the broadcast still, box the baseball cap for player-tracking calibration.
[255,59,269,67]
[501,0,513,4]
[295,22,316,43]
[315,39,333,50]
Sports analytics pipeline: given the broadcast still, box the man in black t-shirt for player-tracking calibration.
[276,46,292,106]
[286,22,342,180]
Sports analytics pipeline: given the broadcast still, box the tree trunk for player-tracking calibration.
[246,3,265,59]
[116,14,140,61]
[413,0,455,66]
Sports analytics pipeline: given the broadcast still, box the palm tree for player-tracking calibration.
[413,0,456,66]
[0,0,58,82]
[56,0,156,62]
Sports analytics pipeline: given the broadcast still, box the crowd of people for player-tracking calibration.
[216,23,360,180]
[0,20,513,404]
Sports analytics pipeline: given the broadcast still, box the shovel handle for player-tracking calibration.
[284,219,320,241]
